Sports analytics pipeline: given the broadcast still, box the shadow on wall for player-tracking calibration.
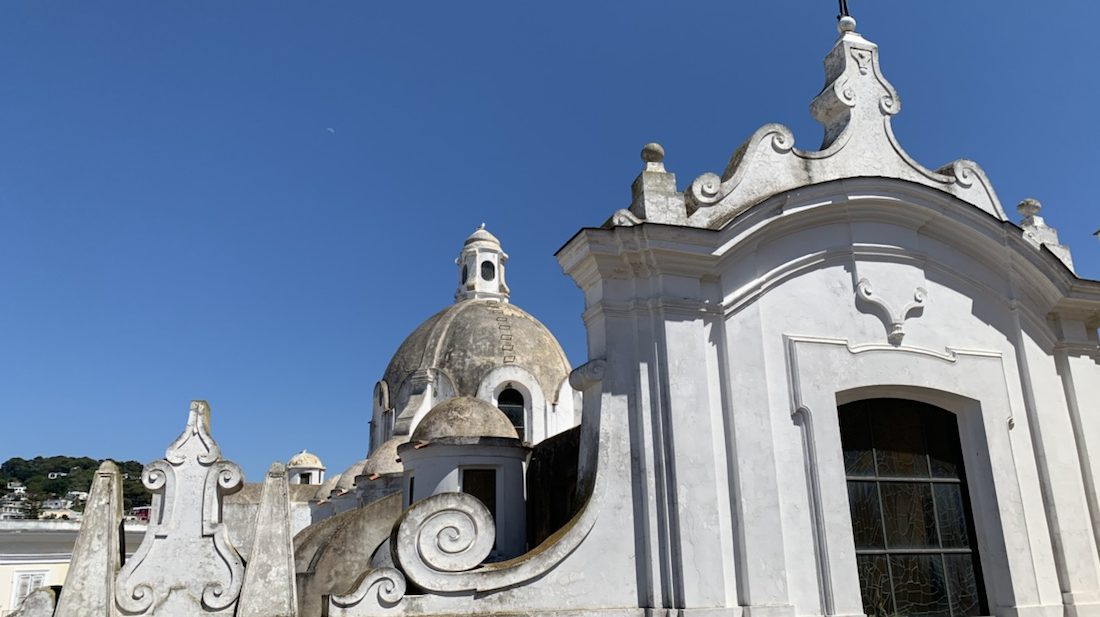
[526,426,581,548]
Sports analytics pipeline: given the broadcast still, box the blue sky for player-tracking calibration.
[1,2,1097,482]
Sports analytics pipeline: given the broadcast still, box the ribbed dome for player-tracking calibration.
[288,450,324,470]
[383,299,570,402]
[363,437,406,477]
[411,396,519,442]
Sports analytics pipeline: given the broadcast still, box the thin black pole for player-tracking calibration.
[838,0,850,18]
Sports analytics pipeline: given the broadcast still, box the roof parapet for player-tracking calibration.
[610,17,1006,230]
[1018,198,1075,271]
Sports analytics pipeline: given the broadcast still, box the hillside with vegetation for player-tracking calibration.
[1,455,151,512]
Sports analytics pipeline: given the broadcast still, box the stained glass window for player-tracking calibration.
[839,399,987,617]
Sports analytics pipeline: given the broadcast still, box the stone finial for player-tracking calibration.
[1017,198,1075,271]
[641,143,665,172]
[1017,197,1042,220]
[837,15,856,33]
[621,142,685,226]
[114,401,246,616]
[54,461,124,617]
[238,463,297,617]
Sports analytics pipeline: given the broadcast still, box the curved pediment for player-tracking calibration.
[616,17,1006,232]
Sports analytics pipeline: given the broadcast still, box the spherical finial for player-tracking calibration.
[1017,198,1042,218]
[641,142,665,164]
[837,15,856,33]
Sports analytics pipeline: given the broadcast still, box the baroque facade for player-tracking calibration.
[11,16,1100,617]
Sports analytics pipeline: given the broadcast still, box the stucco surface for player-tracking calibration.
[382,299,569,404]
[292,491,403,617]
[362,436,406,477]
[224,482,317,560]
[411,396,518,442]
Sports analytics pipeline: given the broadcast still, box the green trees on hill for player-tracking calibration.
[1,455,151,511]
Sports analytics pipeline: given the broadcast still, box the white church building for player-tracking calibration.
[10,15,1100,617]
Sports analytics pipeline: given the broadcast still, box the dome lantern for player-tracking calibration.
[455,224,510,303]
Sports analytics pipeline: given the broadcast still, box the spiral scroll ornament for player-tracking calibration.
[569,359,607,391]
[393,492,495,585]
[330,568,408,610]
[142,460,171,492]
[691,172,723,205]
[950,160,976,188]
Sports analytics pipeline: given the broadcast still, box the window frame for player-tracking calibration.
[840,398,989,617]
[11,570,49,610]
[496,387,526,440]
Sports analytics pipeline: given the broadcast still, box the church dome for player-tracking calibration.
[383,299,570,403]
[363,437,406,477]
[334,460,367,492]
[288,450,324,470]
[313,473,341,501]
[411,396,519,442]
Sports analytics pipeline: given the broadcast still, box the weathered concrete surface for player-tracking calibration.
[293,492,402,617]
[411,396,517,441]
[224,483,316,561]
[11,587,57,617]
[1017,198,1075,271]
[382,299,570,409]
[55,460,123,617]
[113,401,245,616]
[238,463,297,617]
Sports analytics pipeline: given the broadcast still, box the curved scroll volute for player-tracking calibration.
[392,492,496,584]
[114,400,245,616]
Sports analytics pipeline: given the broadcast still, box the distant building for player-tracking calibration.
[286,450,325,486]
[0,520,145,615]
[36,509,80,521]
[0,496,28,521]
[39,499,72,512]
[128,506,152,523]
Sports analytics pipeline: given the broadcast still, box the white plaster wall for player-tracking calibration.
[401,444,528,559]
[476,366,542,440]
[711,190,1080,617]
[546,178,1100,617]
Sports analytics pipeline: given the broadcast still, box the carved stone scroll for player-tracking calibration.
[855,278,926,345]
[114,401,245,616]
[391,492,496,587]
[618,17,1005,230]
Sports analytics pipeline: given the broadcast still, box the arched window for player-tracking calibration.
[481,260,496,281]
[497,387,525,440]
[839,399,987,617]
